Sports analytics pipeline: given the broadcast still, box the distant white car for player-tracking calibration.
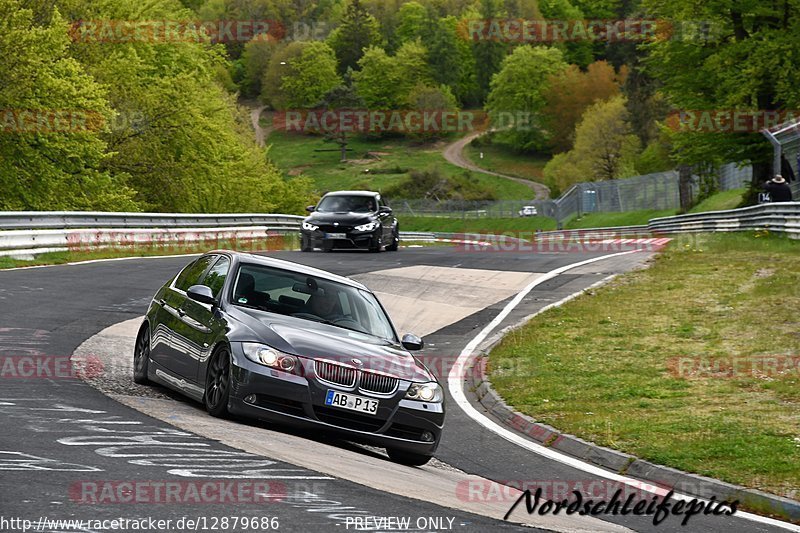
[518,205,538,217]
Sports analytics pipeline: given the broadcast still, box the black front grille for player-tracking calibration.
[318,225,352,233]
[386,423,426,441]
[313,406,385,432]
[359,371,398,394]
[254,394,305,417]
[315,360,357,387]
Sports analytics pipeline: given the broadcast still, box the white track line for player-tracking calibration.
[447,250,800,531]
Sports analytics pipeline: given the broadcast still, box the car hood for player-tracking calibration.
[305,212,374,225]
[230,308,432,382]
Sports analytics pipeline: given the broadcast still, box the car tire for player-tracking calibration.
[387,448,432,466]
[205,346,231,418]
[301,237,312,252]
[369,230,383,253]
[133,324,151,385]
[386,226,399,252]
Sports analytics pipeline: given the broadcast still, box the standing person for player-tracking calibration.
[763,175,793,202]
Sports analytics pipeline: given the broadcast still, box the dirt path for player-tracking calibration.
[442,131,550,200]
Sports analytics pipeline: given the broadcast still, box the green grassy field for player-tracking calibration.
[398,215,557,233]
[463,142,550,182]
[488,233,800,498]
[564,209,678,228]
[689,188,746,213]
[266,131,533,200]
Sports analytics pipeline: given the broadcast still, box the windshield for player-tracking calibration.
[316,195,376,213]
[230,263,396,342]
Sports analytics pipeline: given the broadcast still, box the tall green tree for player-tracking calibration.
[543,96,640,190]
[473,0,508,103]
[541,61,626,152]
[240,39,278,98]
[353,41,433,109]
[261,41,342,110]
[60,0,310,213]
[538,0,594,68]
[421,15,462,95]
[327,0,382,74]
[0,0,138,211]
[643,0,800,202]
[319,78,365,162]
[485,46,569,151]
[394,1,427,44]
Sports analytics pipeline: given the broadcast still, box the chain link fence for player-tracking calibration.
[391,163,753,223]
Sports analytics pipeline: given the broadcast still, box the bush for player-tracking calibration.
[382,168,496,201]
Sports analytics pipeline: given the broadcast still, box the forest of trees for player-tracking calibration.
[4,0,800,211]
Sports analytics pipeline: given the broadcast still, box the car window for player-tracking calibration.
[316,195,376,213]
[201,256,230,298]
[232,263,396,342]
[174,255,215,292]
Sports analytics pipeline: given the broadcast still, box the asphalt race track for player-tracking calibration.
[0,244,795,533]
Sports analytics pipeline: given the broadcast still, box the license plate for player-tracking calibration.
[325,390,379,415]
[326,232,347,239]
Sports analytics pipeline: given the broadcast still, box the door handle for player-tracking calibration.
[177,308,186,317]
[158,299,166,306]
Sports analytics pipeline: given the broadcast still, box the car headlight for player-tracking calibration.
[302,221,319,231]
[242,343,300,374]
[404,381,443,403]
[354,221,379,232]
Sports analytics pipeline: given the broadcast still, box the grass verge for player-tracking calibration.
[564,209,678,229]
[488,232,800,498]
[689,188,747,213]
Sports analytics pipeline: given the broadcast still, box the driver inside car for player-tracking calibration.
[307,289,343,321]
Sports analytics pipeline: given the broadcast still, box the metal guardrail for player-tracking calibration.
[0,214,529,258]
[0,211,303,230]
[1,204,797,259]
[0,212,305,258]
[648,202,800,237]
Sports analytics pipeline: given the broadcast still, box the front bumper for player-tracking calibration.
[227,344,444,456]
[300,228,378,250]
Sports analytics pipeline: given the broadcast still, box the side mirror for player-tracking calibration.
[379,206,392,214]
[187,285,216,306]
[306,205,316,212]
[401,333,423,351]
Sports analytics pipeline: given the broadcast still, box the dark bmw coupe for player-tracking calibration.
[134,251,443,465]
[300,190,399,252]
